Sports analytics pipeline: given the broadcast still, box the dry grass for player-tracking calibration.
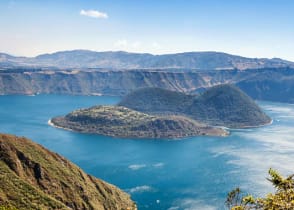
[0,134,136,210]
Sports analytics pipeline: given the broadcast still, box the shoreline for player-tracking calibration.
[228,118,273,131]
[48,118,228,139]
[48,119,76,132]
[209,117,273,131]
[49,117,272,139]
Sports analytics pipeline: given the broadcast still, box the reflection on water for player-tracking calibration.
[0,96,294,210]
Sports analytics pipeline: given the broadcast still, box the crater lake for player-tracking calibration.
[0,94,293,210]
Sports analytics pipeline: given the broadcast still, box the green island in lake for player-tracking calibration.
[50,84,271,139]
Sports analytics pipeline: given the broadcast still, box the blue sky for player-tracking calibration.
[1,0,294,60]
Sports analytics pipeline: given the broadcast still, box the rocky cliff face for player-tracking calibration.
[0,68,294,103]
[0,69,215,95]
[0,134,136,210]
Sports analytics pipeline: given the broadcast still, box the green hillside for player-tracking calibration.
[51,106,227,138]
[0,134,136,210]
[119,84,271,128]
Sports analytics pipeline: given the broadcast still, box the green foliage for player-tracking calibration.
[119,85,271,128]
[0,205,17,210]
[52,105,227,138]
[0,134,136,210]
[226,188,255,210]
[227,168,294,210]
[226,187,242,209]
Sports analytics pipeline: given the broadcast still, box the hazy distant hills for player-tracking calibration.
[1,50,294,70]
[1,50,294,103]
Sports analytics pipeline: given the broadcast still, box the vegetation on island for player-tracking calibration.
[119,84,271,128]
[0,134,136,210]
[51,84,270,138]
[226,169,294,210]
[51,105,228,138]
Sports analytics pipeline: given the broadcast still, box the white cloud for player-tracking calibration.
[128,185,155,193]
[113,39,163,53]
[128,164,146,170]
[131,41,141,49]
[80,9,108,19]
[114,39,128,48]
[114,40,141,49]
[152,42,161,50]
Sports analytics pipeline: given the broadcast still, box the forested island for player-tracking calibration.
[50,84,270,139]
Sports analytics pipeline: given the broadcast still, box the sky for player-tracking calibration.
[1,0,294,60]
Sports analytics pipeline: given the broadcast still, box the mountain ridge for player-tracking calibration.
[1,50,293,70]
[1,67,294,103]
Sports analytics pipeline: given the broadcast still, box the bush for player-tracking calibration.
[0,205,17,210]
[226,168,294,210]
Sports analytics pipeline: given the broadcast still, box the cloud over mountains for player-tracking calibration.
[80,9,108,19]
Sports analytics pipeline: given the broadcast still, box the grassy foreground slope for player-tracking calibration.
[0,134,136,210]
[51,106,228,138]
[119,84,271,128]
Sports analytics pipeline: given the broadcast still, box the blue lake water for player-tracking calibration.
[1,94,294,210]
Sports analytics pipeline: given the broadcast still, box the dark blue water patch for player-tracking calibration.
[0,95,294,210]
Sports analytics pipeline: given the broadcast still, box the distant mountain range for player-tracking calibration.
[1,50,294,70]
[1,67,294,103]
[1,50,294,104]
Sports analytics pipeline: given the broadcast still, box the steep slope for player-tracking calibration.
[187,84,271,127]
[118,88,193,114]
[51,106,227,138]
[236,68,294,103]
[1,50,293,70]
[1,68,294,103]
[119,84,271,128]
[0,134,136,210]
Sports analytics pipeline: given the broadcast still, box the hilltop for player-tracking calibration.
[51,106,228,138]
[1,50,293,70]
[0,134,136,210]
[119,84,271,128]
[50,84,270,139]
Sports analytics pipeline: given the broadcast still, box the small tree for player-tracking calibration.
[226,168,294,210]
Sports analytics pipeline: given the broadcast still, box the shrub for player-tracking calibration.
[226,168,294,210]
